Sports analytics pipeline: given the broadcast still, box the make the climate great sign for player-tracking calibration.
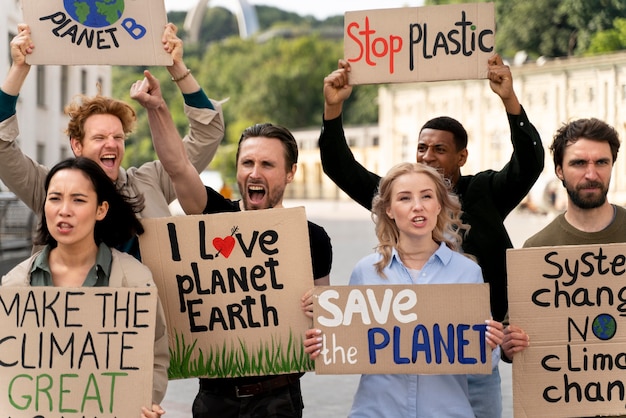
[0,287,157,417]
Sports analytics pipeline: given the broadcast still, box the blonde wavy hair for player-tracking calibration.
[371,162,470,277]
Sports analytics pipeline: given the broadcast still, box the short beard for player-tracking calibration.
[566,181,608,209]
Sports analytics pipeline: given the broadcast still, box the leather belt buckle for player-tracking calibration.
[235,385,256,398]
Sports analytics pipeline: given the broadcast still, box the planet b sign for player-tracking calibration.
[22,0,172,65]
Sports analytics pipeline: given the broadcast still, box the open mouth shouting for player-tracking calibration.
[100,153,117,169]
[247,183,267,208]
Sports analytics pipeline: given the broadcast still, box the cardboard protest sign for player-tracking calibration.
[344,2,495,84]
[313,284,491,375]
[508,243,626,417]
[22,0,172,65]
[139,207,315,379]
[0,287,157,417]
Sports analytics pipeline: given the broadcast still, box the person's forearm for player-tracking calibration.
[0,124,48,213]
[168,60,200,95]
[1,63,30,97]
[181,99,224,173]
[319,116,380,210]
[324,101,343,121]
[502,93,521,115]
[147,101,208,214]
[147,102,188,175]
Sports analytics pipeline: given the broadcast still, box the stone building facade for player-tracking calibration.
[379,52,626,209]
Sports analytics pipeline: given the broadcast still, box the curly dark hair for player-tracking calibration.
[551,118,620,168]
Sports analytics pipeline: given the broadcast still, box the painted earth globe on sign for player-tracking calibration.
[592,313,617,341]
[64,0,125,28]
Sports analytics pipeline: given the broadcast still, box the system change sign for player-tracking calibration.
[344,2,495,84]
[508,243,626,417]
[313,284,492,375]
[22,0,171,65]
[0,287,157,417]
[139,207,315,379]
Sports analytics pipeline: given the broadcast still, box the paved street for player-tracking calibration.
[159,199,555,417]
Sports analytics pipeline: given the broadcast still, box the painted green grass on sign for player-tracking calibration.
[168,331,313,379]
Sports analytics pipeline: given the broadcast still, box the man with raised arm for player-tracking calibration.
[132,70,332,418]
[0,23,224,222]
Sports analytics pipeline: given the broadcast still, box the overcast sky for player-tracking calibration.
[164,0,424,20]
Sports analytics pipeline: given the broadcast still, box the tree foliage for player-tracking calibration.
[560,0,626,55]
[496,0,575,58]
[588,18,626,55]
[112,6,369,183]
[427,0,626,58]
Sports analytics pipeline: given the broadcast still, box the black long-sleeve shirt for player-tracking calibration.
[319,109,544,321]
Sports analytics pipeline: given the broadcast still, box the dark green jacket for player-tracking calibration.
[319,108,544,321]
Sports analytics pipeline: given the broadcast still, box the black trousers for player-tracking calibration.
[192,379,303,418]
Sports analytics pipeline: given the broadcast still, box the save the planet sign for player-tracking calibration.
[312,284,492,375]
[507,243,626,417]
[22,0,171,65]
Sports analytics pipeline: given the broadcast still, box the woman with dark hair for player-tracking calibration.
[305,162,504,417]
[1,157,168,418]
[33,157,145,251]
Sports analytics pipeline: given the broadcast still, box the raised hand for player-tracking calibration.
[10,24,34,66]
[324,59,353,106]
[487,53,521,114]
[130,70,164,110]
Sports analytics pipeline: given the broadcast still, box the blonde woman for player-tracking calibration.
[306,162,503,417]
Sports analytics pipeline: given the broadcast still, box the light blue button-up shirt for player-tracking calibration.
[348,242,496,418]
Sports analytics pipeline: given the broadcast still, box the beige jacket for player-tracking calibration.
[1,248,170,404]
[0,102,224,219]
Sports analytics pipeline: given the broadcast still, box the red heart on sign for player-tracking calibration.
[213,236,236,258]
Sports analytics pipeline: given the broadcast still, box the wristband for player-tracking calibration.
[171,69,191,83]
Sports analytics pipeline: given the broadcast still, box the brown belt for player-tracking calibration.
[199,374,301,398]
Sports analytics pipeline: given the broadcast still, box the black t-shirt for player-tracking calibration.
[202,186,332,280]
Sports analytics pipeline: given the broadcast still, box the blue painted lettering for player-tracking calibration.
[368,323,488,365]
